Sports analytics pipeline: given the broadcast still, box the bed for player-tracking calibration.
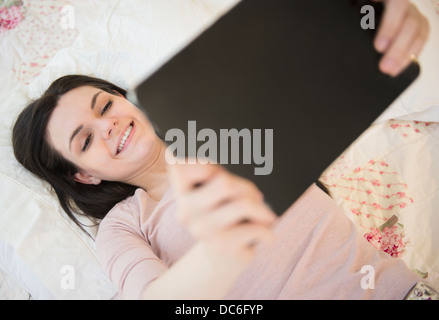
[0,0,438,299]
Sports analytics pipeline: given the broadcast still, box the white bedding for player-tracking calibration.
[0,0,438,299]
[0,0,239,300]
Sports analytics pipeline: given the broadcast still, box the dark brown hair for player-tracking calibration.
[12,75,137,235]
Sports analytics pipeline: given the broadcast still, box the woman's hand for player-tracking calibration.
[169,160,276,268]
[373,0,430,77]
[142,161,276,300]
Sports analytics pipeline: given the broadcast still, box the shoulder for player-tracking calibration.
[94,189,170,298]
[96,187,173,238]
[96,188,149,238]
[110,188,150,217]
[95,188,151,266]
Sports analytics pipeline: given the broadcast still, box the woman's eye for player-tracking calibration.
[82,134,92,152]
[101,100,113,116]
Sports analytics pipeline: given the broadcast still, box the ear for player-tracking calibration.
[74,172,102,185]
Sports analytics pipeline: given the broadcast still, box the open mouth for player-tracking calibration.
[116,121,134,154]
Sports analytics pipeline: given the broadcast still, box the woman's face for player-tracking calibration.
[47,85,160,185]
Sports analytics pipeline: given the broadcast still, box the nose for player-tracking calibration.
[98,117,118,139]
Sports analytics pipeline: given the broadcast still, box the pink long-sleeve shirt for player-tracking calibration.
[95,184,419,299]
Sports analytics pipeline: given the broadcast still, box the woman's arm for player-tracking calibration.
[142,162,276,299]
[142,235,263,300]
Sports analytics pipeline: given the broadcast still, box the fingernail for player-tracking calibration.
[381,57,396,74]
[375,38,389,52]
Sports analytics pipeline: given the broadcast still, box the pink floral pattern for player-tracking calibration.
[319,119,436,281]
[318,122,430,259]
[326,156,412,259]
[0,1,24,32]
[8,0,78,84]
[388,119,431,138]
[364,216,406,258]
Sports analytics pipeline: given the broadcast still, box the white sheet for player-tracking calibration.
[0,0,240,300]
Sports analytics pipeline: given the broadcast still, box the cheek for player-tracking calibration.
[75,151,112,176]
[80,148,137,180]
[135,130,157,158]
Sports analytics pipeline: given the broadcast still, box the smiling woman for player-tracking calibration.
[11,74,434,301]
[45,84,164,186]
[11,75,151,232]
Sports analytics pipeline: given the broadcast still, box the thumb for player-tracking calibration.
[167,158,223,194]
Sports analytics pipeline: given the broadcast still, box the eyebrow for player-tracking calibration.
[69,125,83,152]
[68,90,102,152]
[90,90,102,111]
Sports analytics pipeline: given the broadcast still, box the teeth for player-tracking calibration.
[117,125,133,153]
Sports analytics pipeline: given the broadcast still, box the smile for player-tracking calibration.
[117,122,134,154]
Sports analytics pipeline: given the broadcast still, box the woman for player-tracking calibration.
[11,76,434,300]
[12,1,435,300]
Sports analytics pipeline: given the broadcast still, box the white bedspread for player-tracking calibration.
[0,0,239,300]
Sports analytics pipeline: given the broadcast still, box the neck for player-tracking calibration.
[129,138,171,201]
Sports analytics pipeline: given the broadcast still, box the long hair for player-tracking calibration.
[12,75,138,234]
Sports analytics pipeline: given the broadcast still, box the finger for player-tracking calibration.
[168,159,223,194]
[192,173,263,209]
[406,10,430,60]
[178,172,264,225]
[379,6,429,76]
[188,197,277,239]
[379,10,419,76]
[395,36,426,76]
[211,224,275,263]
[373,0,410,53]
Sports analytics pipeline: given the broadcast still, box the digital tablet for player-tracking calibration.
[132,0,420,214]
